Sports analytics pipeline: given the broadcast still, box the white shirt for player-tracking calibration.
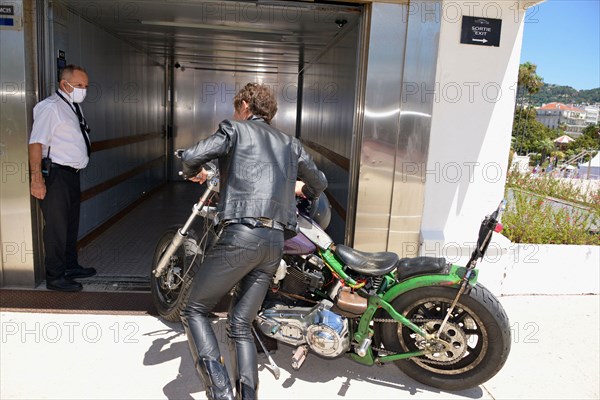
[29,89,90,169]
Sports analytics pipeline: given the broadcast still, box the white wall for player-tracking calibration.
[420,0,534,256]
[433,233,600,296]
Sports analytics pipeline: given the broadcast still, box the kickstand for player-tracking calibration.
[251,327,281,379]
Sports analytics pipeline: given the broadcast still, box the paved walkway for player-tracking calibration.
[1,295,598,399]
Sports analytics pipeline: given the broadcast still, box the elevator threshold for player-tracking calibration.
[42,275,153,292]
[0,288,156,315]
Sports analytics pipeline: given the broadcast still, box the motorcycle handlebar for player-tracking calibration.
[174,149,218,181]
[178,169,217,181]
[174,149,185,159]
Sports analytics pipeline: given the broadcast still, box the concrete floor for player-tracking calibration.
[1,294,598,399]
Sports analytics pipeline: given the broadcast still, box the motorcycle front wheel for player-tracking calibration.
[380,284,511,391]
[150,224,215,322]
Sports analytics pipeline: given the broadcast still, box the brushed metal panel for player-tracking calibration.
[353,3,408,252]
[0,0,37,286]
[300,20,360,244]
[54,0,361,75]
[270,69,298,138]
[172,67,198,179]
[387,0,441,257]
[172,68,300,179]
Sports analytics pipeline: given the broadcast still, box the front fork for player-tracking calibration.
[152,180,218,278]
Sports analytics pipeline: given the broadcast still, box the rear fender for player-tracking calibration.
[383,264,478,303]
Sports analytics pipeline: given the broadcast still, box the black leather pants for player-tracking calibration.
[181,223,283,394]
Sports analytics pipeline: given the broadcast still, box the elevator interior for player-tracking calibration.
[38,0,364,289]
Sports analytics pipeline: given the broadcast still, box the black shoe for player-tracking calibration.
[236,381,256,400]
[197,358,235,400]
[64,266,97,279]
[46,277,83,292]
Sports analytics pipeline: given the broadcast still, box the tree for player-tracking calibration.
[514,62,544,155]
[518,62,544,98]
[537,138,555,165]
[530,84,600,106]
[512,107,555,156]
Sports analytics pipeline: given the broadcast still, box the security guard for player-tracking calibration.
[29,64,96,292]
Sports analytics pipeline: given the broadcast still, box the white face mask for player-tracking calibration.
[66,82,87,103]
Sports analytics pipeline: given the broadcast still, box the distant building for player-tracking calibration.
[536,103,563,130]
[535,102,588,137]
[584,105,600,125]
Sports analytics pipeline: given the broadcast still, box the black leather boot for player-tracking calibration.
[236,380,256,400]
[197,357,235,400]
[228,323,258,400]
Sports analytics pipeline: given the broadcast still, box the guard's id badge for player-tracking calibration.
[41,157,52,177]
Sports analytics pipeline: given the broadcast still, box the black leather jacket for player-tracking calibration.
[182,116,328,230]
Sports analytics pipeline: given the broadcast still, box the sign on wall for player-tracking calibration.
[460,16,502,47]
[0,4,18,29]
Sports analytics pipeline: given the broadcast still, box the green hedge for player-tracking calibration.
[504,171,600,245]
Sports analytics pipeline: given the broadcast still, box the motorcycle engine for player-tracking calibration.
[256,299,350,358]
[276,255,324,297]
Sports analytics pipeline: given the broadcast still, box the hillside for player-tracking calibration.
[529,84,600,106]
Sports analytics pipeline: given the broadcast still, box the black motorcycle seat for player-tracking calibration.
[397,257,447,280]
[335,245,399,277]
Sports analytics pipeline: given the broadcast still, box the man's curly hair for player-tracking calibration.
[233,83,278,124]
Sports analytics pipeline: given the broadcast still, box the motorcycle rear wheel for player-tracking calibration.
[150,224,214,322]
[380,284,511,391]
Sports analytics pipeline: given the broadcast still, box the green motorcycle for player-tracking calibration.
[151,166,510,391]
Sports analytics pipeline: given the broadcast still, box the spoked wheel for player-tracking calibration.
[380,284,511,391]
[150,223,215,321]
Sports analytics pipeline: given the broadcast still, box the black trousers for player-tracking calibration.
[39,168,81,280]
[181,223,283,390]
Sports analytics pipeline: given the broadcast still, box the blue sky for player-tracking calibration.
[520,0,600,90]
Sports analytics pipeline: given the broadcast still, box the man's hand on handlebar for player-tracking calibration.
[181,161,217,183]
[295,180,306,198]
[188,168,210,185]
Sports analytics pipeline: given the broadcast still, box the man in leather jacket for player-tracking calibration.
[180,83,327,400]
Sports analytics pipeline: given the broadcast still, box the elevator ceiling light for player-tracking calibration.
[139,20,291,36]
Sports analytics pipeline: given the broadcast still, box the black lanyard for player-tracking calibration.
[56,90,91,156]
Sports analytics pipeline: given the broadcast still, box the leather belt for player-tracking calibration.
[52,163,80,173]
[223,217,285,231]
